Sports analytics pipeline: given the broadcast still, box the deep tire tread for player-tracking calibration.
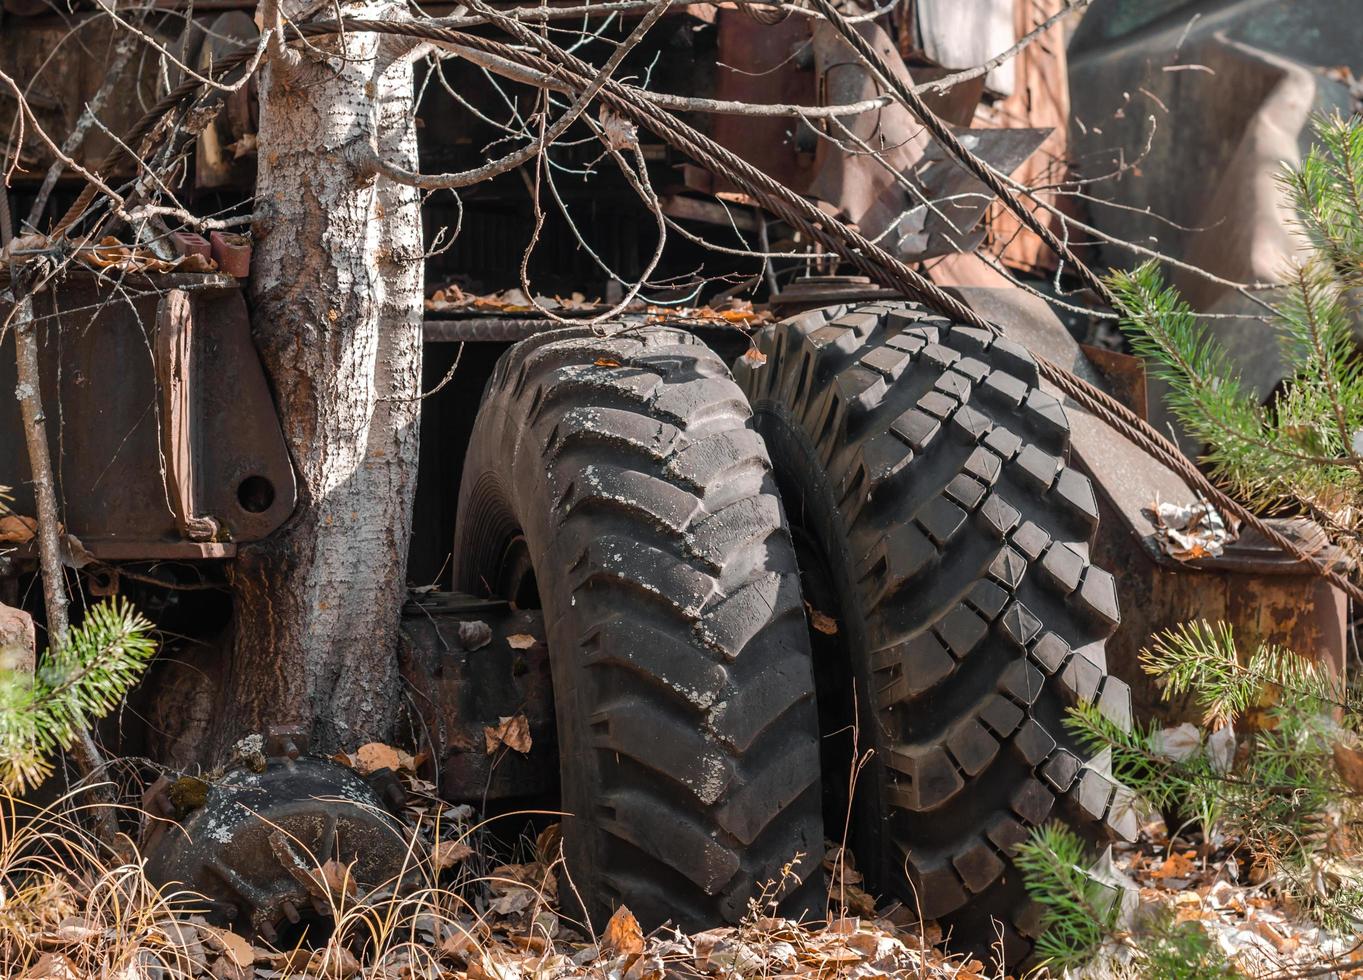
[456,326,824,932]
[736,304,1134,963]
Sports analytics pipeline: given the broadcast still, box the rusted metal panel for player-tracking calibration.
[399,593,557,804]
[0,274,295,560]
[710,10,820,195]
[1068,0,1362,425]
[972,0,1075,274]
[1080,343,1147,420]
[0,17,165,180]
[806,18,1049,261]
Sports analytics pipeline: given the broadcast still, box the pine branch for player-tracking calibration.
[1140,620,1346,723]
[1015,824,1120,967]
[1110,113,1363,548]
[0,599,156,792]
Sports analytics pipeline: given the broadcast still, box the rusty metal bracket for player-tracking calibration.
[0,273,296,560]
[400,592,557,804]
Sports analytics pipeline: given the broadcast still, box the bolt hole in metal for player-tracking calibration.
[237,475,276,513]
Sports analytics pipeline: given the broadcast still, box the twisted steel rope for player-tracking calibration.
[43,9,1360,602]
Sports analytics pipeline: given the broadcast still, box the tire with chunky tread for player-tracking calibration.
[735,302,1138,964]
[455,325,825,932]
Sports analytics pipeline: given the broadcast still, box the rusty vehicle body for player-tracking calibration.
[0,0,1349,959]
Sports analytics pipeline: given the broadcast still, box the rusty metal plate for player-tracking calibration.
[399,593,557,804]
[1068,0,1363,417]
[710,10,820,196]
[0,273,295,559]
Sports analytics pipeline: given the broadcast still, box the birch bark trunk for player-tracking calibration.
[215,3,423,759]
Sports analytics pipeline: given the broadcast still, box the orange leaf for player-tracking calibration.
[204,927,255,969]
[0,515,37,545]
[506,633,537,650]
[593,357,622,368]
[484,714,533,755]
[535,823,563,863]
[1334,739,1363,794]
[805,602,838,636]
[1151,851,1196,880]
[320,858,357,898]
[353,742,403,775]
[602,905,644,956]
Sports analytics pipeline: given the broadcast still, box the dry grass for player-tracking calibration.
[0,784,994,979]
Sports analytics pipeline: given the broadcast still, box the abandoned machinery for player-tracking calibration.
[0,273,1347,964]
[0,2,1350,967]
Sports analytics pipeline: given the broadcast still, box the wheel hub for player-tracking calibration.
[144,731,418,942]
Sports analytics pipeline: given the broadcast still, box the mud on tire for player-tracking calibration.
[455,325,825,932]
[735,303,1139,963]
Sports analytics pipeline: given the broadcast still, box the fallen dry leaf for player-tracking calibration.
[209,927,255,969]
[535,823,563,863]
[593,357,623,368]
[506,633,537,650]
[487,887,535,916]
[353,742,403,775]
[433,839,475,869]
[805,602,838,636]
[439,926,481,961]
[77,235,216,276]
[488,861,558,913]
[0,514,37,545]
[21,952,80,979]
[740,346,768,367]
[320,859,357,898]
[603,905,645,957]
[1334,738,1363,794]
[41,916,99,945]
[467,948,523,980]
[1151,850,1197,880]
[484,714,533,755]
[305,945,360,978]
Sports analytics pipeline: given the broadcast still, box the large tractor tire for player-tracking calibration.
[735,303,1137,963]
[454,325,825,931]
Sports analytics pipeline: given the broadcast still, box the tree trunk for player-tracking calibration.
[214,3,423,760]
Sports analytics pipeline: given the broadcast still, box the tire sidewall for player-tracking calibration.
[455,382,606,926]
[751,398,892,894]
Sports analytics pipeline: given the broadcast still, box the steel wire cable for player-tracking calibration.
[36,9,1362,602]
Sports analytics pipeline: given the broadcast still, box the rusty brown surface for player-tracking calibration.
[1068,0,1362,425]
[1080,343,1148,420]
[971,0,1074,274]
[143,749,418,941]
[710,10,819,196]
[0,274,295,560]
[0,18,163,179]
[399,593,557,804]
[1092,496,1348,727]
